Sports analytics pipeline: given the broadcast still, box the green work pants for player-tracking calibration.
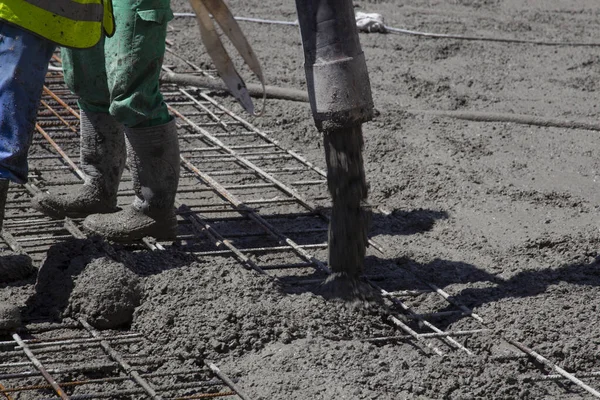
[62,0,173,128]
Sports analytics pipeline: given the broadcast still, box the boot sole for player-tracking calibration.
[81,223,177,243]
[33,203,119,220]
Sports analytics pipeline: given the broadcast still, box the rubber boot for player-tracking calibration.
[32,110,126,219]
[83,118,180,241]
[0,180,35,331]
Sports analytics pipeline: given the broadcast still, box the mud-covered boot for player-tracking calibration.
[32,110,126,219]
[0,180,35,331]
[83,118,180,241]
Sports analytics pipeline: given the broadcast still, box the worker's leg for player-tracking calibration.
[0,179,35,283]
[61,38,111,113]
[84,119,179,241]
[61,0,173,127]
[106,0,173,127]
[83,0,180,241]
[0,179,27,331]
[0,22,50,329]
[0,22,55,184]
[32,41,127,218]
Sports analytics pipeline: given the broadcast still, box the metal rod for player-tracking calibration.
[78,318,163,400]
[209,227,327,239]
[260,262,318,270]
[16,335,142,351]
[375,281,473,355]
[205,362,251,400]
[40,99,78,133]
[408,310,468,320]
[365,329,488,342]
[172,392,236,400]
[506,339,600,398]
[187,243,328,257]
[1,333,142,349]
[6,375,223,395]
[11,333,69,400]
[16,235,73,243]
[426,282,484,323]
[178,203,267,275]
[1,230,25,254]
[4,219,61,228]
[43,86,80,119]
[35,124,84,180]
[0,382,15,400]
[179,156,330,274]
[387,316,444,356]
[63,218,87,239]
[382,289,433,297]
[0,362,118,380]
[28,155,73,161]
[185,150,289,158]
[529,371,600,382]
[185,144,276,152]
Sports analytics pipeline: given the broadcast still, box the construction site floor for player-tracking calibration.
[1,0,600,399]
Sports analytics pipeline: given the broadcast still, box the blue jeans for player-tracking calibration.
[0,22,56,183]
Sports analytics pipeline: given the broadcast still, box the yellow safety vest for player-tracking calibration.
[0,0,115,49]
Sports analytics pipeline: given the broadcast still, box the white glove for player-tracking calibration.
[355,11,387,33]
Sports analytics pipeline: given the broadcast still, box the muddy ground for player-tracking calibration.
[4,0,600,399]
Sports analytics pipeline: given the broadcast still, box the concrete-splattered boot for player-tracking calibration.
[32,110,126,219]
[83,118,179,241]
[0,180,36,331]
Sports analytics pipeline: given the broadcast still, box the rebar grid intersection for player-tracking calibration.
[0,319,244,400]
